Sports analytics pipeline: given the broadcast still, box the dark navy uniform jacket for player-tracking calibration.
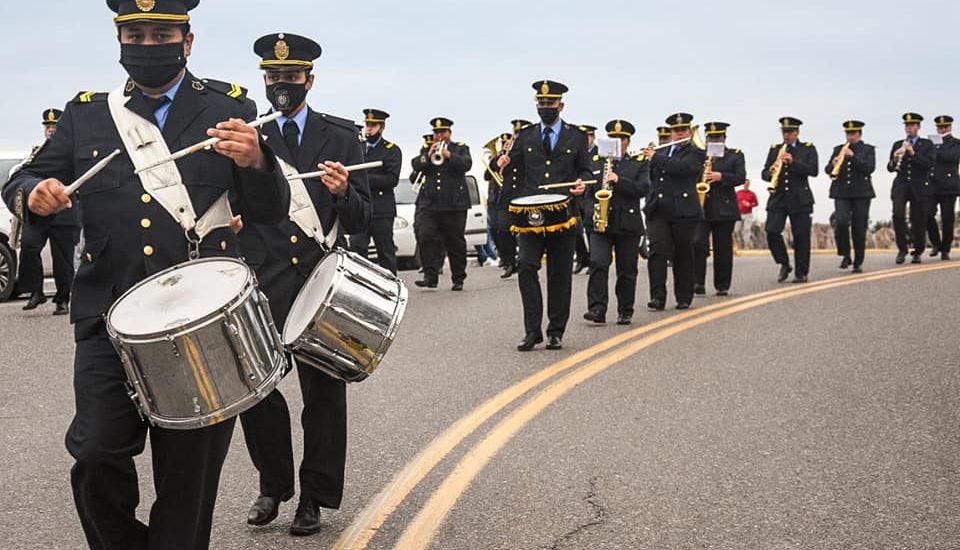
[762,141,819,214]
[702,147,746,222]
[826,142,876,200]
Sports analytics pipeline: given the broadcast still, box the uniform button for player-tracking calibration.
[546,160,552,166]
[378,191,384,196]
[92,149,99,159]
[141,193,152,204]
[628,208,635,213]
[85,252,93,263]
[291,257,300,266]
[143,245,154,256]
[545,172,550,178]
[658,193,664,198]
[140,218,151,229]
[220,240,228,251]
[659,177,664,182]
[436,186,441,190]
[682,192,689,198]
[785,187,790,191]
[290,235,298,244]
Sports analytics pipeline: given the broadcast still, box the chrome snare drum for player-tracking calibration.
[106,258,287,430]
[283,249,408,383]
[508,193,578,235]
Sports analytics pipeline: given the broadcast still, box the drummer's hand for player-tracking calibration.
[229,215,243,234]
[644,145,656,159]
[319,161,349,197]
[605,172,619,185]
[28,178,71,216]
[208,118,267,171]
[571,180,586,196]
[497,155,511,169]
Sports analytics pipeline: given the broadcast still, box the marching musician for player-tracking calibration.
[348,108,401,274]
[496,80,592,351]
[762,117,818,283]
[1,2,291,548]
[487,121,527,279]
[826,120,875,273]
[583,119,649,325]
[926,115,960,261]
[887,113,935,264]
[574,124,599,274]
[693,122,745,296]
[644,113,705,311]
[16,108,80,315]
[238,33,370,537]
[410,117,472,290]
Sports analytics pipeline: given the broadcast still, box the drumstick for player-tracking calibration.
[286,161,384,181]
[64,149,123,196]
[134,111,284,174]
[537,179,599,190]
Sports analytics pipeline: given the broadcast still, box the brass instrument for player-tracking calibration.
[593,155,614,233]
[10,189,23,251]
[631,124,705,160]
[830,141,852,180]
[767,143,788,193]
[429,140,448,166]
[696,156,714,208]
[411,136,434,194]
[480,135,505,186]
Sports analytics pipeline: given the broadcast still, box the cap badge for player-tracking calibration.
[135,0,156,11]
[614,120,623,133]
[47,110,56,122]
[275,39,290,61]
[541,82,550,95]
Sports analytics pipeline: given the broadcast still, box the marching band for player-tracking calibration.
[2,2,959,548]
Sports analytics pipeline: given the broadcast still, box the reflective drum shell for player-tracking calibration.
[283,249,408,382]
[106,258,287,430]
[508,193,578,235]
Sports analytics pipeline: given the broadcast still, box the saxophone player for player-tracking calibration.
[762,117,818,283]
[827,120,875,273]
[583,120,650,325]
[693,122,746,296]
[888,113,935,264]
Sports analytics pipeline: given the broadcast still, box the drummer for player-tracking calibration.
[1,1,291,548]
[237,32,371,537]
[495,80,593,351]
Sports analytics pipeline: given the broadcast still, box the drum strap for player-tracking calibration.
[274,155,339,249]
[107,85,231,245]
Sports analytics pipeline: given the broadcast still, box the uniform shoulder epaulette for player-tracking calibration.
[318,112,358,133]
[804,142,813,147]
[566,124,587,134]
[456,141,465,147]
[770,143,779,149]
[735,149,742,155]
[72,91,107,103]
[385,141,395,149]
[592,154,600,161]
[200,79,248,101]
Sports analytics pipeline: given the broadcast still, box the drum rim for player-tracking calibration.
[282,250,344,345]
[106,257,255,341]
[509,193,570,207]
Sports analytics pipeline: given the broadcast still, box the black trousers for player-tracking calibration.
[834,198,871,266]
[587,232,641,316]
[766,209,812,277]
[925,195,958,253]
[646,215,696,304]
[239,361,347,508]
[517,231,575,338]
[693,220,736,292]
[67,320,234,550]
[417,209,467,284]
[574,199,591,266]
[349,217,398,274]
[18,223,77,303]
[892,187,928,253]
[492,229,517,267]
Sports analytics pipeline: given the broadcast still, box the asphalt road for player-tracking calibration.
[0,253,957,550]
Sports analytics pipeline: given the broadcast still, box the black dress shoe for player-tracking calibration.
[777,264,793,283]
[616,313,632,325]
[247,491,294,526]
[500,264,517,279]
[545,336,563,350]
[290,499,321,537]
[839,256,852,269]
[451,282,464,291]
[792,275,808,283]
[516,333,543,351]
[22,292,47,311]
[647,300,665,311]
[942,252,951,261]
[572,262,588,275]
[929,246,940,258]
[53,302,69,316]
[414,279,438,288]
[583,310,606,324]
[852,265,863,273]
[716,289,729,296]
[911,254,922,264]
[694,284,706,295]
[895,250,907,264]
[675,302,691,310]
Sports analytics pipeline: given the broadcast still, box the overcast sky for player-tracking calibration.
[2,0,957,221]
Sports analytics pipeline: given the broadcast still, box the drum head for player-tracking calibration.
[283,252,340,345]
[510,193,568,207]
[109,258,252,336]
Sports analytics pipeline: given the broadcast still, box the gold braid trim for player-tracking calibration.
[510,217,579,235]
[508,200,571,215]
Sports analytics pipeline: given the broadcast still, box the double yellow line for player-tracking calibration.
[333,262,959,550]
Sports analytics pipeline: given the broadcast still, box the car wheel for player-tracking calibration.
[0,241,16,302]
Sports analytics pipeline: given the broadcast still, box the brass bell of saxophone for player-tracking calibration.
[594,155,614,233]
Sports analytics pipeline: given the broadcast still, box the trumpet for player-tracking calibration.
[696,156,713,208]
[830,141,852,180]
[594,155,614,233]
[767,143,788,193]
[430,141,448,166]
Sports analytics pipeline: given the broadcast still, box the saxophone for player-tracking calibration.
[696,156,713,208]
[767,143,788,193]
[593,155,614,233]
[830,141,851,180]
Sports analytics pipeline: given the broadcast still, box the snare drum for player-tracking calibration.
[284,249,408,383]
[508,193,578,235]
[106,258,287,430]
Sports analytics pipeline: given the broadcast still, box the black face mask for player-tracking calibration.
[537,107,559,126]
[120,42,187,89]
[266,83,308,115]
[365,132,382,144]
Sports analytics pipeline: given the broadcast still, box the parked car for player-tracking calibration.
[373,174,489,271]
